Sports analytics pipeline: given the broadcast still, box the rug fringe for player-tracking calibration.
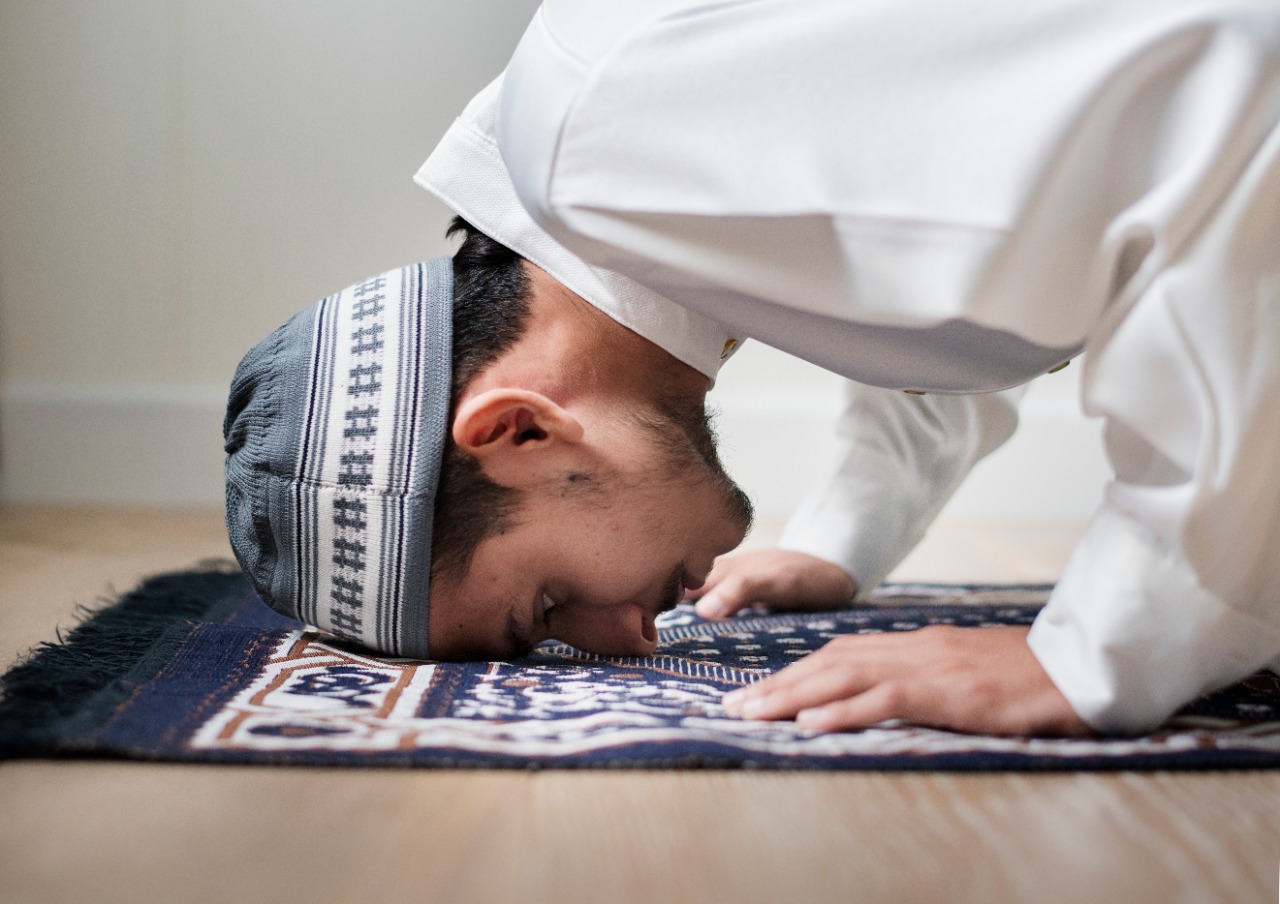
[0,565,248,755]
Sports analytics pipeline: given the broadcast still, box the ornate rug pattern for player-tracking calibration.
[3,569,1279,769]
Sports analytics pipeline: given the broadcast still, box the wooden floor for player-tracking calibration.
[1,505,1277,904]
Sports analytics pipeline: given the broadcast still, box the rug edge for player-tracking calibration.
[0,565,249,757]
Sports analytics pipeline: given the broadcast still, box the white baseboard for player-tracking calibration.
[0,381,1110,518]
[0,383,228,506]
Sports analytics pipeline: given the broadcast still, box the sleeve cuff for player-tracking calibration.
[777,452,927,598]
[1028,504,1280,734]
[778,386,1024,597]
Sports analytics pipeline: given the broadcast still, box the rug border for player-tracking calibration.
[0,567,251,758]
[5,574,1280,771]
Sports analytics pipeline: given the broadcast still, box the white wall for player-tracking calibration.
[0,0,540,502]
[0,1,1109,519]
[709,344,1108,526]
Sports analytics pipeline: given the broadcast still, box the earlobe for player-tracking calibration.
[452,389,583,461]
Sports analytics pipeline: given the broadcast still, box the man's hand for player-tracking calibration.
[686,549,856,619]
[722,625,1092,737]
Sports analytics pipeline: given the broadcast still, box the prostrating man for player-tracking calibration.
[226,0,1280,737]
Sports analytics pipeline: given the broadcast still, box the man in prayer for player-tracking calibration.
[226,0,1280,737]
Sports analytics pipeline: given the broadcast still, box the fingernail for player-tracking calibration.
[697,594,726,618]
[796,708,827,729]
[741,698,767,719]
[722,689,745,712]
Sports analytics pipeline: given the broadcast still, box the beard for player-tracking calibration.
[634,395,755,537]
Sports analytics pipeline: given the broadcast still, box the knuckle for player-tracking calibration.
[955,673,999,706]
[809,642,861,676]
[877,679,910,711]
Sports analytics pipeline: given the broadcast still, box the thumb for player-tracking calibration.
[693,575,755,619]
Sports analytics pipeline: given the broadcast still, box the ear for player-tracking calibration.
[451,388,584,484]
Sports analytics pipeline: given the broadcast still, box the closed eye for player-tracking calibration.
[504,605,536,658]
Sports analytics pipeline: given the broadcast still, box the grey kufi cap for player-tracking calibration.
[223,258,453,659]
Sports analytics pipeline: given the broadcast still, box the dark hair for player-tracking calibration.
[429,217,532,580]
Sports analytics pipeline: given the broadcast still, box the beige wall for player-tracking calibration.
[0,0,1107,518]
[0,0,539,387]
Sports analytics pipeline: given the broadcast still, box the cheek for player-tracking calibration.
[569,529,669,600]
[569,504,656,558]
[551,487,681,580]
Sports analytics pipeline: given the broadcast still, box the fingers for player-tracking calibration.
[722,643,952,733]
[795,680,920,732]
[725,659,877,722]
[693,572,764,619]
[726,666,961,734]
[723,634,891,719]
[719,625,1091,737]
[684,549,856,619]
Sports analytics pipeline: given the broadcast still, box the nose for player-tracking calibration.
[686,520,749,590]
[550,601,658,657]
[712,508,749,561]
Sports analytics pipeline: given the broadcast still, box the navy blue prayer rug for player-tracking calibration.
[3,567,1279,770]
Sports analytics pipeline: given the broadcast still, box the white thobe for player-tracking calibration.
[416,0,1280,734]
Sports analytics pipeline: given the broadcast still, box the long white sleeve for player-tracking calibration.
[1028,120,1280,734]
[780,385,1023,596]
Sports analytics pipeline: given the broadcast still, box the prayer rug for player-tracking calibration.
[3,567,1279,770]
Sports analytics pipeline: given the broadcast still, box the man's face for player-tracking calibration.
[428,399,752,660]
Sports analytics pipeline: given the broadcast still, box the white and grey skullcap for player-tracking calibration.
[224,258,453,659]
